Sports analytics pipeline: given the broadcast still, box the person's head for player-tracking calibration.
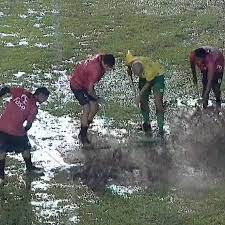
[194,48,207,63]
[102,54,115,72]
[131,61,144,77]
[34,87,50,103]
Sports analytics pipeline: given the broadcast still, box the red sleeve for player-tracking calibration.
[26,106,38,124]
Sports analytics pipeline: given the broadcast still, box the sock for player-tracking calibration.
[24,156,33,170]
[0,159,5,179]
[156,112,164,131]
[141,111,150,124]
[79,126,88,137]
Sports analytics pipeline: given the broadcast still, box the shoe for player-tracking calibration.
[158,129,164,138]
[78,134,91,145]
[216,101,221,109]
[142,123,152,133]
[26,165,44,175]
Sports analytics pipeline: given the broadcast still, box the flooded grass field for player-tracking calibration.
[1,0,225,224]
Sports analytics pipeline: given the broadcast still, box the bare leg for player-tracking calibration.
[22,150,33,170]
[87,101,99,125]
[79,104,91,144]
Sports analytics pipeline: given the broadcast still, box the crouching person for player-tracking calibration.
[0,86,50,184]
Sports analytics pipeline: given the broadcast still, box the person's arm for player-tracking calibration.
[0,86,10,97]
[87,83,98,100]
[24,123,32,131]
[135,80,154,106]
[203,62,214,107]
[127,65,132,78]
[24,107,38,132]
[190,55,197,85]
[127,65,139,98]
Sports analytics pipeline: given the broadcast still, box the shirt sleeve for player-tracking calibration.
[26,106,38,124]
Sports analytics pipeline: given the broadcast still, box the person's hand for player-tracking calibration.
[202,100,208,109]
[135,95,140,107]
[97,96,106,104]
[192,77,197,85]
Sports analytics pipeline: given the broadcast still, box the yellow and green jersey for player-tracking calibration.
[125,51,164,81]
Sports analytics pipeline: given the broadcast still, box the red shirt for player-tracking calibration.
[190,47,224,74]
[0,87,38,136]
[70,54,105,90]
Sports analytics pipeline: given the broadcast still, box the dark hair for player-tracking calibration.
[194,48,207,58]
[102,54,115,68]
[34,87,50,96]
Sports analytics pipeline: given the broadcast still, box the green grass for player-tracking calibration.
[78,187,225,225]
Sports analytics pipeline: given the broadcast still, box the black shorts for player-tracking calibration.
[202,72,223,89]
[71,88,97,105]
[0,132,31,153]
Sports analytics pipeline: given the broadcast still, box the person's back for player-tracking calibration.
[70,54,105,90]
[0,87,38,136]
[190,46,224,73]
[190,46,224,109]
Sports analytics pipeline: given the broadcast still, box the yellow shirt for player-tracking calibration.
[133,56,164,81]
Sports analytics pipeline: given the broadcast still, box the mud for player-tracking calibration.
[62,104,225,194]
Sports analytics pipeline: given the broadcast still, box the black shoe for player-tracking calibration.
[26,165,44,175]
[142,123,152,132]
[158,129,164,138]
[78,134,91,145]
[216,101,221,109]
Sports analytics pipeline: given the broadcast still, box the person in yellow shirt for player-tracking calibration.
[125,51,165,136]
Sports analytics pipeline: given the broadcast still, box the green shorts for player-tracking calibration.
[138,75,165,100]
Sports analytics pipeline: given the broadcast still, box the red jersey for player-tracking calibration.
[190,47,224,73]
[70,54,105,90]
[0,87,38,136]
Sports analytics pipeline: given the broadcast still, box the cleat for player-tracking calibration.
[158,129,165,138]
[138,123,152,133]
[78,134,91,145]
[142,123,152,137]
[26,165,44,176]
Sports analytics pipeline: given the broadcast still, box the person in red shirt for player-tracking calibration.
[70,54,115,145]
[190,47,224,108]
[0,86,50,184]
